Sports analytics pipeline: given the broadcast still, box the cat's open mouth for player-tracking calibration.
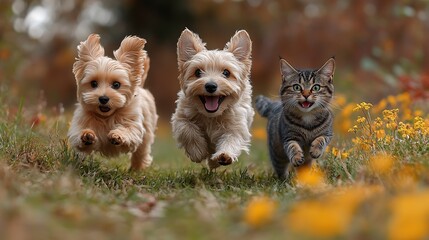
[199,95,226,113]
[99,105,111,113]
[300,101,314,109]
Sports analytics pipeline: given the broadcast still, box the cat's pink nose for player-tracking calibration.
[302,90,311,98]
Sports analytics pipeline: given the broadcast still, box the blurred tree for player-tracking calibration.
[116,0,195,44]
[1,0,428,117]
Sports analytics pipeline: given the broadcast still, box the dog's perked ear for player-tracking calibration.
[73,34,105,82]
[224,30,252,64]
[113,36,147,86]
[177,28,207,70]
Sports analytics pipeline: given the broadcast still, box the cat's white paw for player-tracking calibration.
[310,146,323,159]
[291,152,305,166]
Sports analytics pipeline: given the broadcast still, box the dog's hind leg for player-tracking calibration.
[130,140,153,170]
[130,123,155,170]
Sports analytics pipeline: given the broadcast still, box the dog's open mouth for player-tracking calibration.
[99,105,111,113]
[199,96,226,113]
[300,101,314,109]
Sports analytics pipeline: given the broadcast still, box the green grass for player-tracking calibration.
[1,93,429,240]
[0,102,292,240]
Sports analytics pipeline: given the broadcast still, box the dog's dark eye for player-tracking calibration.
[112,81,121,89]
[90,81,98,88]
[195,69,202,78]
[222,69,230,78]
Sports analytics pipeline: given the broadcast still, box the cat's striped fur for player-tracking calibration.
[255,57,335,179]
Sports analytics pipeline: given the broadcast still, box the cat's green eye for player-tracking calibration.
[312,84,321,92]
[292,84,301,91]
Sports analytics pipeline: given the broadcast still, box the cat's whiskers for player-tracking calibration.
[255,57,336,179]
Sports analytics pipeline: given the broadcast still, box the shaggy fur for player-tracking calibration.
[171,28,254,169]
[68,34,158,170]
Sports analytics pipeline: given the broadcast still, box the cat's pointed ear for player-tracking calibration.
[317,57,335,82]
[280,58,298,81]
[225,30,252,62]
[177,28,206,70]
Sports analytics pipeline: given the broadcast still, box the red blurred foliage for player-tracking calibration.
[399,74,429,100]
[1,0,429,118]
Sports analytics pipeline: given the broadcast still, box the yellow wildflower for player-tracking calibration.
[383,109,399,130]
[373,99,387,113]
[402,109,412,121]
[375,129,386,140]
[387,95,397,107]
[244,196,277,228]
[296,166,325,188]
[388,190,429,240]
[383,109,399,122]
[374,117,384,129]
[353,102,373,112]
[331,186,382,213]
[348,125,358,133]
[286,186,379,238]
[384,135,394,144]
[386,122,397,130]
[413,116,427,136]
[356,116,366,123]
[286,200,349,237]
[331,147,339,157]
[369,153,394,175]
[341,103,355,117]
[352,137,371,151]
[337,119,352,135]
[396,92,411,106]
[395,165,418,189]
[398,122,414,139]
[332,147,349,160]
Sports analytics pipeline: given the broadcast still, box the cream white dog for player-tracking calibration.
[68,34,157,170]
[171,28,254,169]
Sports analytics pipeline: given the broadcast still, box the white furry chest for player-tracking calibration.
[200,118,226,140]
[301,113,316,125]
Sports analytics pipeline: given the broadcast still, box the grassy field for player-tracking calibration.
[1,91,429,240]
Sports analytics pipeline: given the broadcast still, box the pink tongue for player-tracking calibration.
[204,96,220,111]
[302,101,311,108]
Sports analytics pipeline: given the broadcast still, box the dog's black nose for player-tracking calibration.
[205,82,217,93]
[99,96,109,104]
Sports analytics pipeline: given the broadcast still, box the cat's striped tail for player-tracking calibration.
[255,95,276,118]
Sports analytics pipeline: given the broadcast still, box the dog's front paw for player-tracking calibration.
[291,152,305,167]
[211,152,234,166]
[108,132,124,146]
[81,130,96,146]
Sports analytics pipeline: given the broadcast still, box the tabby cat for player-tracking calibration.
[255,57,335,179]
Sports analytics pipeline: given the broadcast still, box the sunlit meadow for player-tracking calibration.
[1,88,428,239]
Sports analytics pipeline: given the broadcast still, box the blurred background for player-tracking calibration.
[0,0,428,120]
